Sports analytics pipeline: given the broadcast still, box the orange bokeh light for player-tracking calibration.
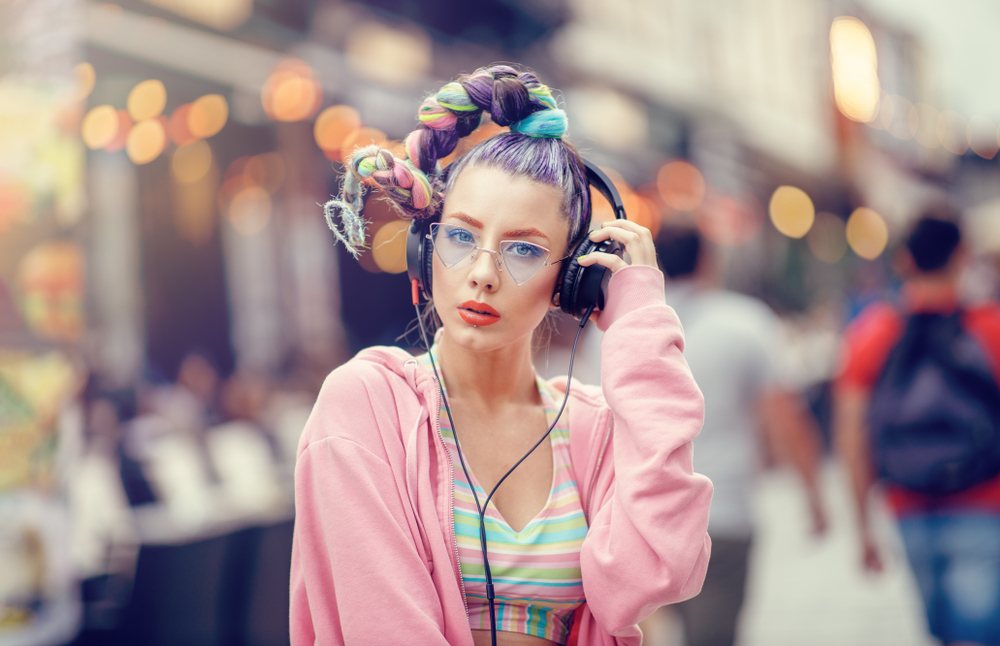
[262,59,322,123]
[656,160,706,212]
[169,104,197,146]
[314,105,362,153]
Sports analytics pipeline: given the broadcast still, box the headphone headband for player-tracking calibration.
[582,159,627,222]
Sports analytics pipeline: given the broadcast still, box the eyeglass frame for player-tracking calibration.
[425,221,574,285]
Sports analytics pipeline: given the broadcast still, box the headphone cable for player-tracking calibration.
[414,299,595,646]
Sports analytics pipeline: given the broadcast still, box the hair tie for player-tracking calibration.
[509,109,567,139]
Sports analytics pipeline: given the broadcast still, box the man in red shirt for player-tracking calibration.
[836,212,1000,646]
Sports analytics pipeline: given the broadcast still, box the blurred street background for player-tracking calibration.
[2,0,999,644]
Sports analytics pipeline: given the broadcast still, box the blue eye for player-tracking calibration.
[446,226,475,245]
[508,242,543,258]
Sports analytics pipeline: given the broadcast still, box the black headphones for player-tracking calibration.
[406,159,626,320]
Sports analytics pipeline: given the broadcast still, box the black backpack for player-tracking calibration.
[867,310,1000,496]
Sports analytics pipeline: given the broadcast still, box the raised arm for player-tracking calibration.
[574,262,714,634]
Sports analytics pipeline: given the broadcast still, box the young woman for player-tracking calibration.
[290,64,712,646]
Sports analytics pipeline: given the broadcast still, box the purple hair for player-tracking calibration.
[324,64,591,255]
[443,133,590,246]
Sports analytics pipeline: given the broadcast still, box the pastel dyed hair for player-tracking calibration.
[324,64,591,257]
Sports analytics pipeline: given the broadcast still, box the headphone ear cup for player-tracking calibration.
[558,238,623,319]
[406,219,435,300]
[558,238,596,318]
[421,231,434,298]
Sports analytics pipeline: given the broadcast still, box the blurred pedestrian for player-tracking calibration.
[291,64,713,645]
[650,224,827,646]
[835,210,1000,646]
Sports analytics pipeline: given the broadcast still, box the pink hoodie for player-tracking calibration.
[290,265,713,645]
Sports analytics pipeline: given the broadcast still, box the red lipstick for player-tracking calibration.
[458,300,501,327]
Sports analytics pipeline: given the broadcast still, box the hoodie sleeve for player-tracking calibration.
[290,365,451,645]
[580,265,713,634]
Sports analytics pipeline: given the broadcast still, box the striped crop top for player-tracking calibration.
[417,352,589,644]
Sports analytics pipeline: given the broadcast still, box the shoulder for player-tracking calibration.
[851,300,900,327]
[836,302,902,389]
[547,375,605,409]
[318,347,412,401]
[546,375,608,428]
[844,302,901,346]
[298,346,421,455]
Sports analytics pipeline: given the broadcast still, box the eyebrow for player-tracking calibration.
[446,212,551,242]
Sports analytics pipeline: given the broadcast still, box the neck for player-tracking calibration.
[435,331,539,411]
[903,274,958,308]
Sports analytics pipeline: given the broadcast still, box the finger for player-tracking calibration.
[588,226,641,247]
[577,251,629,274]
[589,224,657,267]
[599,219,653,239]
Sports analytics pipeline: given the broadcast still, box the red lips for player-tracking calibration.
[458,300,501,327]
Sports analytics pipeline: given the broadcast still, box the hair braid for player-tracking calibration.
[323,64,568,256]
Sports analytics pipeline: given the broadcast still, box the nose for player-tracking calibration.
[467,248,502,292]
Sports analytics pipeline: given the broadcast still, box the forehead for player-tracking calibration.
[442,165,568,239]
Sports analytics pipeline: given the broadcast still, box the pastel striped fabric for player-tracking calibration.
[418,352,588,644]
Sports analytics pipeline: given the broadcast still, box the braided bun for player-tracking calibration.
[323,64,569,256]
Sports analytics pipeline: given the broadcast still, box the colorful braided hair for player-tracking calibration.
[324,64,591,257]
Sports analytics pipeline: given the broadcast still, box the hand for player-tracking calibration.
[577,220,658,274]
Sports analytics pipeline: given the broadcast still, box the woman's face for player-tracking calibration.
[431,164,570,353]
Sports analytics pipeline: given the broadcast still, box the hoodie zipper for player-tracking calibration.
[430,385,471,616]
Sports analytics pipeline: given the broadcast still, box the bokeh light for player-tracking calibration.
[126,118,167,165]
[915,103,940,148]
[171,140,214,184]
[830,16,880,123]
[967,117,999,159]
[227,185,272,236]
[697,194,764,247]
[768,186,815,238]
[244,153,286,193]
[262,59,322,123]
[168,104,196,146]
[371,220,409,274]
[127,79,167,121]
[74,62,96,100]
[936,110,968,155]
[188,94,229,139]
[807,212,848,263]
[314,105,362,154]
[15,241,85,343]
[345,21,432,87]
[105,110,134,152]
[887,96,920,140]
[81,105,119,149]
[656,160,706,212]
[874,92,894,130]
[846,207,889,259]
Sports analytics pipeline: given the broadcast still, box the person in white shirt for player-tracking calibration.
[655,224,828,646]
